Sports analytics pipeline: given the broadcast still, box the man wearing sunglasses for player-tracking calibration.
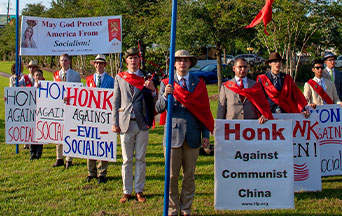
[304,59,341,108]
[217,58,273,124]
[322,52,342,99]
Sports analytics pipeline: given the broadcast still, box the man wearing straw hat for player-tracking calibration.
[85,54,114,184]
[257,52,309,117]
[17,60,38,87]
[52,53,81,168]
[112,48,157,203]
[156,50,213,216]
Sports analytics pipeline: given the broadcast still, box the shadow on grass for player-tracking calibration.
[296,188,342,200]
[321,176,342,183]
[146,152,164,158]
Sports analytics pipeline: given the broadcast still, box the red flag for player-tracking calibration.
[245,0,274,36]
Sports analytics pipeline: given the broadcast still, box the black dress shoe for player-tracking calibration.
[65,161,73,169]
[52,159,64,167]
[98,176,107,183]
[86,176,96,182]
[30,155,37,160]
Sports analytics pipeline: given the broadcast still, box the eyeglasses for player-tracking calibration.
[313,66,324,70]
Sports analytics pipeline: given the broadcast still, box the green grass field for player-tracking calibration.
[0,61,342,215]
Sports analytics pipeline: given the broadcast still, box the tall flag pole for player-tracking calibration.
[15,0,19,154]
[245,0,274,36]
[163,0,178,215]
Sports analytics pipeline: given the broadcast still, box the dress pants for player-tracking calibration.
[56,144,72,161]
[87,159,108,177]
[120,120,149,194]
[165,142,200,215]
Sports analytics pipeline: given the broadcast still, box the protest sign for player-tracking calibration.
[5,87,38,144]
[63,87,116,161]
[36,81,83,143]
[214,120,294,210]
[310,105,342,176]
[274,114,321,192]
[20,16,122,56]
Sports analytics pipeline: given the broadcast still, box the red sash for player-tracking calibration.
[224,81,273,119]
[307,79,333,104]
[54,71,61,82]
[23,75,33,87]
[118,72,144,90]
[159,78,214,133]
[86,75,96,87]
[257,74,307,113]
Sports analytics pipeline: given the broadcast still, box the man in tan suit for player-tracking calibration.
[217,58,273,122]
[112,48,157,203]
[304,59,341,107]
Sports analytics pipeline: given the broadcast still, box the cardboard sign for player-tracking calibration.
[20,16,122,56]
[215,120,294,210]
[274,114,321,192]
[310,105,342,176]
[35,81,83,143]
[63,87,116,161]
[5,87,38,144]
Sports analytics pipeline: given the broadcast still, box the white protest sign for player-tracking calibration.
[214,120,294,210]
[274,113,321,192]
[63,87,116,161]
[310,105,342,176]
[20,16,122,56]
[5,87,37,144]
[36,81,83,143]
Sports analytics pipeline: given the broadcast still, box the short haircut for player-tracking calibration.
[60,53,71,61]
[35,69,43,75]
[311,59,324,67]
[11,62,23,74]
[234,58,248,66]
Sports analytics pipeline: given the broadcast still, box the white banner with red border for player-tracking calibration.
[20,16,122,56]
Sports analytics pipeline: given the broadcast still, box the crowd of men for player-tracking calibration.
[9,48,341,216]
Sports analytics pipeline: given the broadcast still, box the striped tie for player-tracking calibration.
[181,78,188,91]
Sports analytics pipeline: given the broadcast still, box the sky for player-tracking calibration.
[0,0,52,15]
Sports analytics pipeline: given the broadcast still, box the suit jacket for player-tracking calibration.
[112,70,154,133]
[259,71,288,113]
[323,68,342,99]
[304,78,340,105]
[54,68,81,82]
[217,78,259,120]
[155,74,210,149]
[86,73,114,89]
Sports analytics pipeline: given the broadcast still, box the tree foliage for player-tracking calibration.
[0,0,341,83]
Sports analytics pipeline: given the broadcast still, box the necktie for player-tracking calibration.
[239,79,245,102]
[330,70,334,82]
[181,78,188,91]
[96,75,101,87]
[61,72,66,82]
[129,84,135,96]
[274,76,281,91]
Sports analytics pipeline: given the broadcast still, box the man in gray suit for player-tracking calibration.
[156,50,213,216]
[52,53,81,168]
[217,58,272,123]
[323,52,342,99]
[112,48,156,203]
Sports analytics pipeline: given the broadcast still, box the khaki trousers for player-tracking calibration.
[56,144,72,161]
[87,159,108,177]
[120,120,149,194]
[164,143,200,215]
